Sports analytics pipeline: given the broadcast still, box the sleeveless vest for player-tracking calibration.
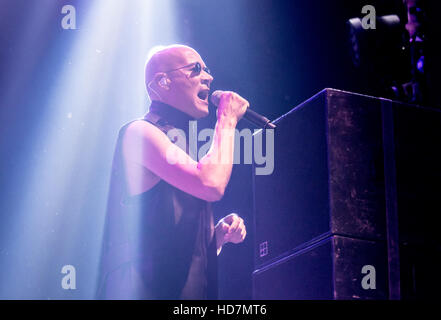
[97,101,218,299]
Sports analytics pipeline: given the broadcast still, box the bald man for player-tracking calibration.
[97,45,248,300]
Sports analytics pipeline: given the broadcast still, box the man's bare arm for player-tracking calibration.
[123,92,248,202]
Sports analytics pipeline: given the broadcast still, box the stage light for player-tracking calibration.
[348,14,402,68]
[0,0,178,299]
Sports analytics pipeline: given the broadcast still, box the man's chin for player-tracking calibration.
[193,101,209,118]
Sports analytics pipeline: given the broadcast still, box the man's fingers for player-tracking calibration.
[228,217,241,233]
[219,213,247,244]
[221,221,230,232]
[223,213,237,224]
[238,220,245,232]
[240,227,247,240]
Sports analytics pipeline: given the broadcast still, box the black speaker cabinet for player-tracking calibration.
[252,88,441,299]
[252,235,388,300]
[253,88,387,268]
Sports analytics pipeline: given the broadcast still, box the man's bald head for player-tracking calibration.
[143,44,213,119]
[145,44,200,93]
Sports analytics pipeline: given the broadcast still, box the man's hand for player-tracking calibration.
[216,91,249,125]
[215,213,246,254]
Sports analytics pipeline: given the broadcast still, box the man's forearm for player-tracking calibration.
[197,114,237,200]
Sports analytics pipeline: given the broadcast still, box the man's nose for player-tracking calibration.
[202,73,213,86]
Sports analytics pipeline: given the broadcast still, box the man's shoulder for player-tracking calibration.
[124,118,155,133]
[122,118,167,145]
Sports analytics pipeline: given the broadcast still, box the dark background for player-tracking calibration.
[174,0,434,299]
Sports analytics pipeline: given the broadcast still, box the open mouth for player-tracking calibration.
[197,89,209,102]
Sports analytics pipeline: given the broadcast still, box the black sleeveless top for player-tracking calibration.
[97,101,218,300]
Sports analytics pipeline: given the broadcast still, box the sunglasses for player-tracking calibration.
[164,62,211,76]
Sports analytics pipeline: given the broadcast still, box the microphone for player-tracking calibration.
[210,90,276,129]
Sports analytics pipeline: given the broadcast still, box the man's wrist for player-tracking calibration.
[217,114,238,129]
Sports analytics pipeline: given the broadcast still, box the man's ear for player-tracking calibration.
[155,73,170,90]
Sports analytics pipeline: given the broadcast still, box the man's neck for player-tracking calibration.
[147,100,194,131]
